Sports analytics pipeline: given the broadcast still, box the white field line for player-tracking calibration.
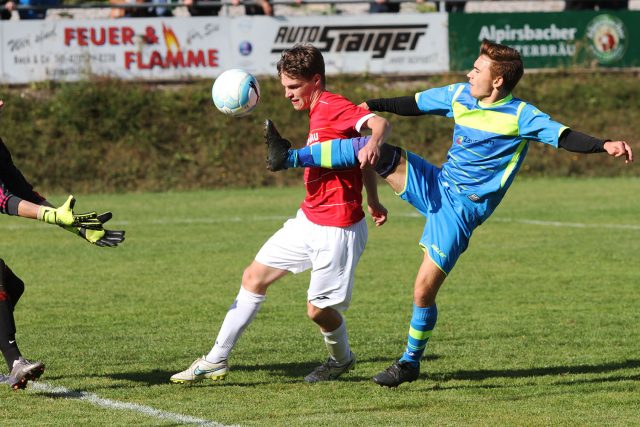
[489,217,640,231]
[1,214,639,231]
[29,382,233,427]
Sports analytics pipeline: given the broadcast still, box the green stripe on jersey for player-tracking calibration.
[453,102,520,136]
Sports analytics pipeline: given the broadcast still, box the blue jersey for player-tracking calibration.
[416,83,568,208]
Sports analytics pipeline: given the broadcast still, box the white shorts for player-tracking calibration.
[255,209,368,312]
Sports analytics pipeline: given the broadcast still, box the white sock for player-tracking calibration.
[321,319,351,365]
[205,286,265,363]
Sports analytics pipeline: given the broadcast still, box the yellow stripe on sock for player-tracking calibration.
[409,326,432,341]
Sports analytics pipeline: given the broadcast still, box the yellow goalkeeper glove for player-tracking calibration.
[62,212,126,247]
[37,195,102,230]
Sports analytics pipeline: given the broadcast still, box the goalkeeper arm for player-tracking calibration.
[15,195,101,229]
[35,195,102,229]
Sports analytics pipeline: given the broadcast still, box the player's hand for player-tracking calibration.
[62,212,125,247]
[358,140,381,169]
[37,195,102,229]
[357,102,370,110]
[368,201,388,227]
[604,140,633,164]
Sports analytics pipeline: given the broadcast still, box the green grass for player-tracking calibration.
[0,178,639,426]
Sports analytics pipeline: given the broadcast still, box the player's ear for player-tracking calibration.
[313,74,322,88]
[492,75,504,91]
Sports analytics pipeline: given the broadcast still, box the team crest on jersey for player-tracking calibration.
[586,14,627,64]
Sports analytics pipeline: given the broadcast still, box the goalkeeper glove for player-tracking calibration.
[37,195,102,230]
[62,212,126,247]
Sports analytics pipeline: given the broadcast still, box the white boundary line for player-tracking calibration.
[490,217,640,230]
[29,382,234,427]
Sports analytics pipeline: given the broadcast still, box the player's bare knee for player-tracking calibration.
[413,283,440,307]
[307,304,343,331]
[241,266,269,294]
[306,304,323,323]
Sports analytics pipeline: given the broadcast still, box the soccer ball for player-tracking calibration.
[211,69,260,117]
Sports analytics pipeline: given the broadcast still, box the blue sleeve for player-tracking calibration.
[518,103,569,148]
[415,83,463,118]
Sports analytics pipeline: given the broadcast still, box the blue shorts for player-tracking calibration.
[398,151,485,275]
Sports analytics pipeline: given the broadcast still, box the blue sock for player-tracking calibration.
[286,136,371,168]
[399,304,437,367]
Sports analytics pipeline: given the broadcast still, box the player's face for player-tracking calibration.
[280,73,321,111]
[467,55,496,100]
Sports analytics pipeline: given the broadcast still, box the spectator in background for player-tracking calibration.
[370,0,399,14]
[232,0,272,15]
[110,0,174,18]
[1,1,15,19]
[150,0,174,16]
[110,0,151,18]
[185,0,221,16]
[565,0,628,10]
[445,0,465,12]
[14,0,60,19]
[373,0,465,14]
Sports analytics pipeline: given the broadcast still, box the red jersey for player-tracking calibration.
[301,91,375,227]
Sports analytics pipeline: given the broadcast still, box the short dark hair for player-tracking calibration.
[276,43,326,86]
[480,39,524,93]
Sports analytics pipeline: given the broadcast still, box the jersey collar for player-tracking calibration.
[478,93,513,109]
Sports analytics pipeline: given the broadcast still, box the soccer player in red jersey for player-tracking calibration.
[171,44,390,384]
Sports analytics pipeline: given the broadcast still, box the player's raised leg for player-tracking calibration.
[265,119,401,179]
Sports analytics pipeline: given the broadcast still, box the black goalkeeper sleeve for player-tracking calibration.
[365,96,426,116]
[0,138,48,216]
[558,129,607,153]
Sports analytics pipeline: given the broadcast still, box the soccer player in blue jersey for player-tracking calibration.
[264,39,633,387]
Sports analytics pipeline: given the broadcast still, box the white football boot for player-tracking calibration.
[6,357,46,390]
[170,356,228,384]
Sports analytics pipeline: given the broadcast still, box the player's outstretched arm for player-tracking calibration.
[604,141,633,164]
[34,195,102,229]
[358,96,425,116]
[558,130,633,165]
[17,196,125,247]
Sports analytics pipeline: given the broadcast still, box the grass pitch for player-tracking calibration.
[0,177,638,426]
